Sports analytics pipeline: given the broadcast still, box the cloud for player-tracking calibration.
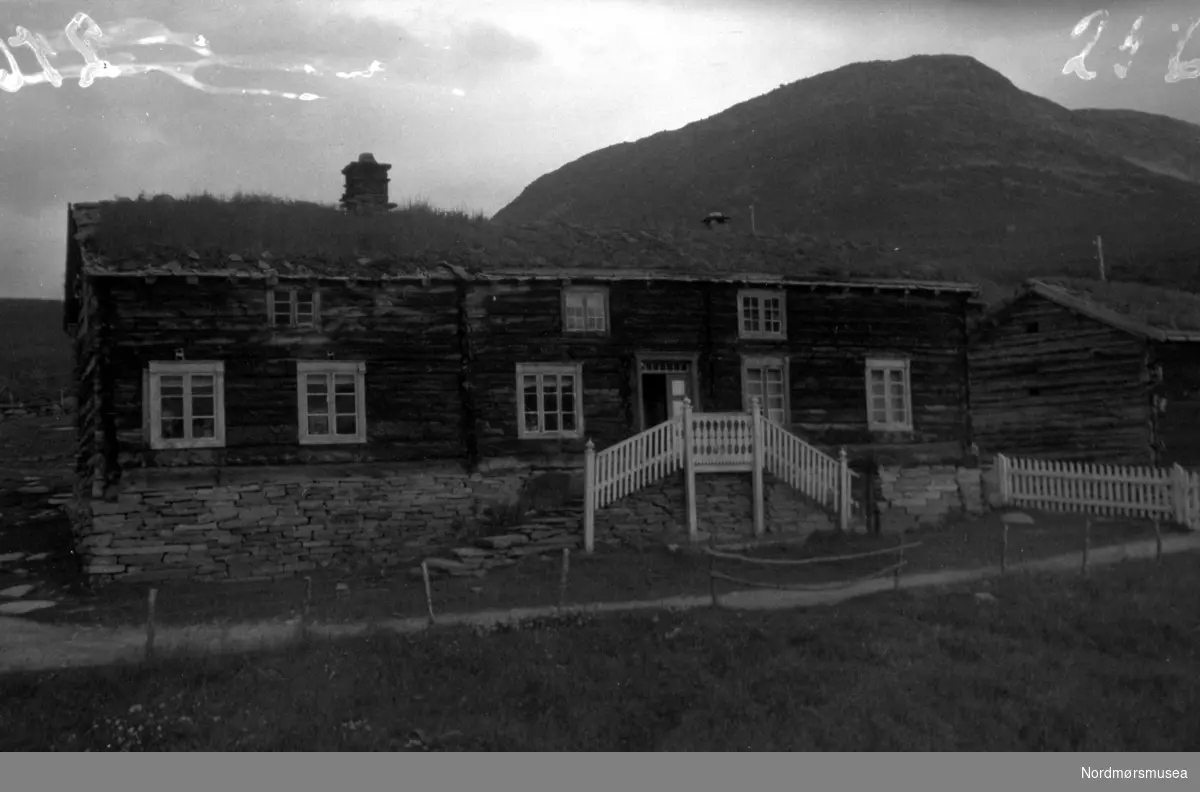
[189,6,411,63]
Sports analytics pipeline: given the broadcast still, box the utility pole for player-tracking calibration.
[1096,235,1106,281]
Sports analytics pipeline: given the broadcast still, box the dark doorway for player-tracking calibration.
[642,373,669,428]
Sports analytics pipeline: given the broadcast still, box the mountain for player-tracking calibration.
[493,54,1200,296]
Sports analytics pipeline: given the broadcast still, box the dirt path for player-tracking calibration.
[3,533,1196,674]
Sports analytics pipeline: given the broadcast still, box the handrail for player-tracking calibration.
[590,415,682,510]
[583,398,861,551]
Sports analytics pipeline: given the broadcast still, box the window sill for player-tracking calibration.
[518,433,584,441]
[299,435,367,446]
[150,439,226,451]
[737,332,787,341]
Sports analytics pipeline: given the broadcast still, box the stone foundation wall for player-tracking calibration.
[68,462,534,583]
[875,463,992,534]
[594,471,834,544]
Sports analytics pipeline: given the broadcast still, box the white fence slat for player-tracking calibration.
[998,453,1197,528]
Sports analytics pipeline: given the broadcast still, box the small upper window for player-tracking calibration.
[269,288,320,329]
[563,287,609,335]
[737,289,786,339]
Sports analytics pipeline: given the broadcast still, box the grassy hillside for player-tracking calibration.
[0,298,70,405]
[493,54,1200,297]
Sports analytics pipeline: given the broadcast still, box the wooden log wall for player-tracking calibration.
[781,287,971,454]
[1152,340,1200,469]
[969,293,1154,464]
[100,277,464,472]
[70,274,102,487]
[471,279,971,460]
[83,271,976,481]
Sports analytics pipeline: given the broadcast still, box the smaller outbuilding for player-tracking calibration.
[969,277,1200,468]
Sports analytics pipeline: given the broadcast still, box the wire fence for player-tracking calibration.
[704,536,920,605]
[97,513,1180,666]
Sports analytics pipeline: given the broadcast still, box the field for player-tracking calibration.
[1,551,1197,751]
[0,298,71,405]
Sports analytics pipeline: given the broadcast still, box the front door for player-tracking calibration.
[640,360,694,429]
[667,375,688,419]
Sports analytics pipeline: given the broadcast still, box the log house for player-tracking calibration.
[970,277,1200,468]
[59,164,984,583]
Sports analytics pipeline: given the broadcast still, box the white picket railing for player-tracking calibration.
[761,417,853,516]
[691,412,754,470]
[589,416,682,510]
[583,398,856,551]
[996,453,1200,530]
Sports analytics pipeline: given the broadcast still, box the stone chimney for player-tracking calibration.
[702,211,732,232]
[340,152,398,214]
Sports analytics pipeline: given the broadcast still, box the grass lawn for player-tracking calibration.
[2,552,1196,751]
[22,509,1160,630]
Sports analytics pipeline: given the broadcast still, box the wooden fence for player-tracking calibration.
[996,454,1200,530]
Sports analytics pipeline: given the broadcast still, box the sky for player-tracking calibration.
[1,0,1198,299]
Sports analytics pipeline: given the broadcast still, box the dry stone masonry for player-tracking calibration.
[875,463,987,534]
[69,463,533,583]
[594,471,837,545]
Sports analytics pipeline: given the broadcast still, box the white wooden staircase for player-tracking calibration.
[582,398,861,552]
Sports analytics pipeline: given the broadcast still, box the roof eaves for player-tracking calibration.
[1027,279,1164,341]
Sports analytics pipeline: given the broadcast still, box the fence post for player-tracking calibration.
[583,439,596,553]
[1191,470,1200,531]
[1081,516,1090,576]
[683,398,698,542]
[1171,464,1194,530]
[558,547,570,609]
[1153,518,1163,563]
[997,454,1010,505]
[893,531,904,591]
[751,397,765,537]
[1000,522,1008,575]
[421,561,436,625]
[838,448,850,533]
[144,588,157,661]
[708,551,719,609]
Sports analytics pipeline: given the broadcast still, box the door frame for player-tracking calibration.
[633,351,701,431]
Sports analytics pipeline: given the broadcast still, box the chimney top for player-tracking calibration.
[702,211,732,230]
[341,153,397,214]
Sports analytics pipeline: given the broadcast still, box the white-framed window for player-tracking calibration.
[742,356,789,426]
[297,360,367,444]
[563,286,609,334]
[517,363,584,439]
[268,287,320,329]
[145,361,226,450]
[737,289,786,339]
[865,357,912,431]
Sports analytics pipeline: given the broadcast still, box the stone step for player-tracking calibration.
[527,509,583,520]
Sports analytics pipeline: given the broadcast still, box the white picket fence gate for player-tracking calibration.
[583,397,858,551]
[996,453,1200,530]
